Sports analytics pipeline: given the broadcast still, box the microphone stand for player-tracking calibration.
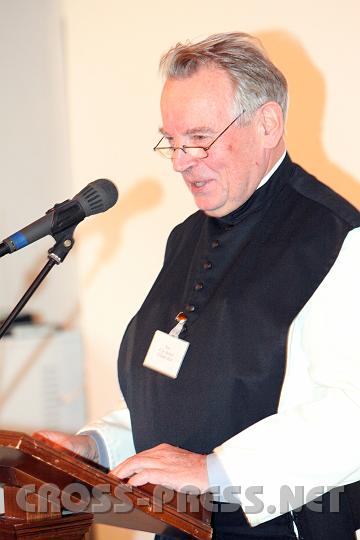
[0,226,76,340]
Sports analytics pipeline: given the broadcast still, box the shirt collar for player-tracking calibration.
[257,150,287,190]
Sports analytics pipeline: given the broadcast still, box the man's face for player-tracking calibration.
[160,66,271,217]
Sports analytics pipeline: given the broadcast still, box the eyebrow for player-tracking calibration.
[159,125,216,137]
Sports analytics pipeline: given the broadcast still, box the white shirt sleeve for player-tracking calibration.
[78,403,135,469]
[208,227,360,526]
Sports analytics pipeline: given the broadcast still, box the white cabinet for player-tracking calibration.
[0,326,86,433]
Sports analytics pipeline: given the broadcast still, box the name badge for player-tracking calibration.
[143,313,189,379]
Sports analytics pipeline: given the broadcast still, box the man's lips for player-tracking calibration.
[187,179,213,192]
[192,181,207,187]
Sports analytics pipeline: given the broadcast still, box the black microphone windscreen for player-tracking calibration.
[75,179,118,217]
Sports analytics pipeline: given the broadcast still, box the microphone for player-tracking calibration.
[0,179,118,258]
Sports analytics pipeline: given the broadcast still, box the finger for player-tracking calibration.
[126,469,173,488]
[111,460,152,478]
[112,455,168,479]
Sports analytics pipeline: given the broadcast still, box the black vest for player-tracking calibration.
[118,155,360,538]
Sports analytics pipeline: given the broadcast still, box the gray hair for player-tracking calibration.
[160,32,288,122]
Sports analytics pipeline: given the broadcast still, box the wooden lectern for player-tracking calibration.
[0,430,212,539]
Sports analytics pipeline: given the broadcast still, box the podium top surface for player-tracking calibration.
[0,430,212,540]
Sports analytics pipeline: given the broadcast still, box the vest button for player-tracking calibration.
[194,281,204,291]
[211,239,220,248]
[203,261,212,270]
[185,303,196,312]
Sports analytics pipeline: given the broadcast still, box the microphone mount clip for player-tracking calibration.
[0,226,76,340]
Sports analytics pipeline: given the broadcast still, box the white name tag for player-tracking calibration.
[143,330,190,379]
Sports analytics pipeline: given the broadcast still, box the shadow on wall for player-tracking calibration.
[75,177,164,288]
[64,177,163,328]
[259,30,360,209]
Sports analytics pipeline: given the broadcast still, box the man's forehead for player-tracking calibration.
[161,67,235,107]
[160,69,235,134]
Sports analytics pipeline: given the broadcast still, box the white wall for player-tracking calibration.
[0,0,78,325]
[0,1,359,538]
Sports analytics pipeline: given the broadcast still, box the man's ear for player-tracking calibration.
[256,101,284,149]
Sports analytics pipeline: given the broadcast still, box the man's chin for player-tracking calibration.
[192,194,227,218]
[200,206,226,218]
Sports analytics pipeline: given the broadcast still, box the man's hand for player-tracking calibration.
[33,430,99,463]
[111,443,209,493]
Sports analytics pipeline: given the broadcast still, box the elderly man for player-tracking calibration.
[42,33,360,539]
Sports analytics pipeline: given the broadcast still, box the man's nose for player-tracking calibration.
[172,148,197,173]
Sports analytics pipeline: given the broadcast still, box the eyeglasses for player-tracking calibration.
[153,110,245,159]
